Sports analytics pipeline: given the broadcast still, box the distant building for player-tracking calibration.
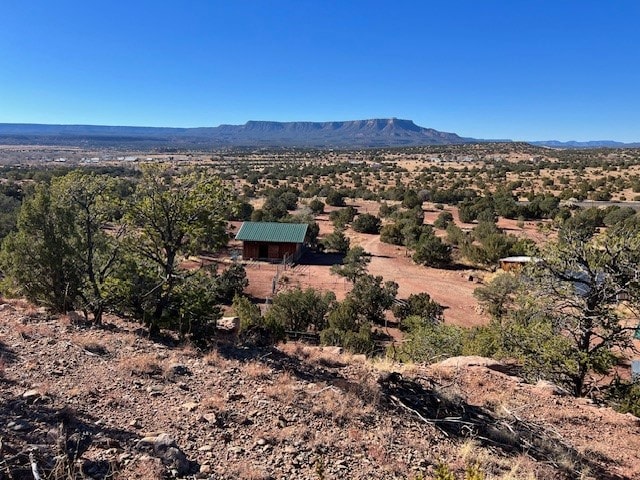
[498,256,538,272]
[235,222,308,262]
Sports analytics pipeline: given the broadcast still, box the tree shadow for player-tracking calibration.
[377,372,625,480]
[0,391,140,479]
[0,338,17,365]
[297,251,344,266]
[213,343,623,479]
[438,261,480,272]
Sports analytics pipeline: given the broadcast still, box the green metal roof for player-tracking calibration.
[235,222,308,243]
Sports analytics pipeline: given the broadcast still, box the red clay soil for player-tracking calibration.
[229,201,555,327]
[230,203,488,327]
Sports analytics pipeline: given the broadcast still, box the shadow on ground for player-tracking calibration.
[215,342,624,480]
[297,251,344,266]
[0,391,139,479]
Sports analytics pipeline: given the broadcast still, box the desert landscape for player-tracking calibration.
[1,141,639,478]
[3,2,640,478]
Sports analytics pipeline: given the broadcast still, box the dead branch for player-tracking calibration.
[29,452,42,480]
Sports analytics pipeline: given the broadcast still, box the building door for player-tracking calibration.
[258,243,268,259]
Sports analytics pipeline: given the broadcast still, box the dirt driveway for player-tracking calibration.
[348,230,485,327]
[239,229,485,327]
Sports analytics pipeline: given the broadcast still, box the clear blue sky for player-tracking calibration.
[1,1,639,141]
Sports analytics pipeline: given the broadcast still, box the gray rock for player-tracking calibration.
[136,433,196,476]
[168,363,191,376]
[163,446,192,476]
[10,420,31,431]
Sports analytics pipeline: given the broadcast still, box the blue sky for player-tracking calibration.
[1,1,639,141]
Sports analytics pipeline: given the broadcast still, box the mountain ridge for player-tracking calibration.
[531,139,640,148]
[0,118,478,148]
[1,120,638,149]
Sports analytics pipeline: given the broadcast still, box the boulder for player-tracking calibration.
[433,356,504,369]
[136,433,197,476]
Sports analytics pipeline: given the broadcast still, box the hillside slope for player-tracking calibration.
[0,303,638,479]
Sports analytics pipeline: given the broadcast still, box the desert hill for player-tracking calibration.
[1,302,638,479]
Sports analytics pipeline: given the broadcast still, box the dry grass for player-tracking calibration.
[119,456,165,480]
[263,371,297,403]
[203,349,234,368]
[5,298,33,310]
[242,360,272,380]
[120,354,164,377]
[228,464,270,480]
[201,393,226,412]
[71,334,109,356]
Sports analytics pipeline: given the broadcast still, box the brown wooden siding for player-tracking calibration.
[242,241,300,261]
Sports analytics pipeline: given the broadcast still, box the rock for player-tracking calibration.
[163,446,192,476]
[129,419,143,429]
[23,389,41,399]
[168,363,191,376]
[10,420,31,432]
[533,380,570,396]
[256,437,268,446]
[432,356,504,369]
[136,433,195,476]
[199,413,218,424]
[182,402,199,412]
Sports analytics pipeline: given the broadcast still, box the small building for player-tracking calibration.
[498,256,537,272]
[235,222,308,262]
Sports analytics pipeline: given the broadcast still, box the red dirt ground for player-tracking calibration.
[231,202,490,327]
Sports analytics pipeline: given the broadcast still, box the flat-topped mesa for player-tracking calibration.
[0,118,479,147]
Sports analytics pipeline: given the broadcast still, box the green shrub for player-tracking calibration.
[391,319,463,363]
[606,379,640,417]
[309,198,325,214]
[352,213,382,234]
[265,287,336,333]
[433,211,454,229]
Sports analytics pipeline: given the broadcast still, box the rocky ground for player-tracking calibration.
[1,301,639,479]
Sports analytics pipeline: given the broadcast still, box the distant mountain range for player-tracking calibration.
[0,119,637,149]
[0,119,477,148]
[530,140,640,148]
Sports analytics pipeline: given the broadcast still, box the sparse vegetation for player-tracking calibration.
[0,144,640,477]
